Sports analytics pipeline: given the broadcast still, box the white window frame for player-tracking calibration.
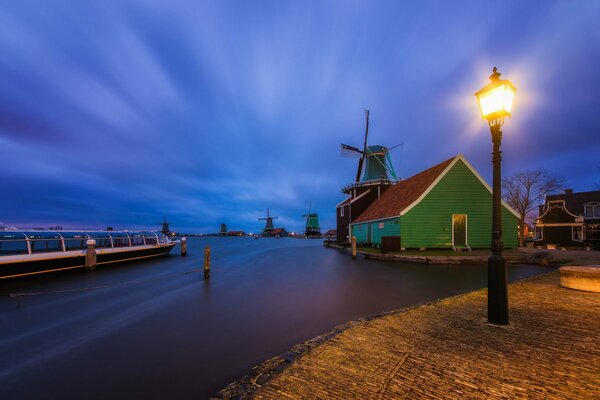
[571,226,584,242]
[451,214,468,247]
[584,203,600,219]
[340,207,344,217]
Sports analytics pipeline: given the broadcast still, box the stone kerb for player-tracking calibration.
[559,266,600,293]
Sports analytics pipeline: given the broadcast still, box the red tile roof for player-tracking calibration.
[352,156,456,223]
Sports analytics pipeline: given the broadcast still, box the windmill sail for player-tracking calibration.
[339,110,401,194]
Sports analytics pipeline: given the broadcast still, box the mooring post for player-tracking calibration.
[204,246,211,279]
[85,239,97,270]
[181,237,187,256]
[351,236,357,259]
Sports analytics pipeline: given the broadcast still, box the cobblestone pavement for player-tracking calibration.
[247,272,599,399]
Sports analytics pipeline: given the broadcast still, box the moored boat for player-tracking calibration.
[0,230,177,280]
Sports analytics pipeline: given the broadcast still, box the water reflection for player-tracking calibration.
[0,237,551,399]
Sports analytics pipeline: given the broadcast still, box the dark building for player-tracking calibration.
[336,181,393,243]
[535,189,600,249]
[267,228,288,238]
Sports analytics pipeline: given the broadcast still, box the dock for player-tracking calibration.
[216,271,600,399]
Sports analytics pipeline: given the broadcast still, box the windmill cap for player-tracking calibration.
[366,145,388,153]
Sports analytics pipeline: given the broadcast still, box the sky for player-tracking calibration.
[0,0,599,233]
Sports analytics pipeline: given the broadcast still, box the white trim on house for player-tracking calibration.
[584,202,600,219]
[536,223,584,227]
[535,226,543,240]
[451,213,469,250]
[398,155,521,219]
[572,225,584,242]
[336,189,373,208]
[538,199,581,220]
[350,189,372,203]
[336,198,350,208]
[349,215,399,227]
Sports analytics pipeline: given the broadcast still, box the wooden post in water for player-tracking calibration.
[204,246,211,279]
[85,239,97,270]
[351,236,357,259]
[180,237,187,256]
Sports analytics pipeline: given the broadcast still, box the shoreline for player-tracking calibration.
[216,270,599,399]
[323,241,600,266]
[212,271,557,399]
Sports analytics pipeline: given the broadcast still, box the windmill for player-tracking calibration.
[258,208,278,237]
[341,110,401,193]
[156,216,173,235]
[302,201,321,237]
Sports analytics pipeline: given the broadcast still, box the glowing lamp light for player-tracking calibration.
[475,67,516,122]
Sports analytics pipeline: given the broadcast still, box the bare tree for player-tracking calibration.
[502,169,564,247]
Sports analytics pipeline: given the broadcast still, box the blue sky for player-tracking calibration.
[1,0,599,233]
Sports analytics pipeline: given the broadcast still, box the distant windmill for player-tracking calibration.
[341,110,401,186]
[258,208,278,236]
[156,216,173,235]
[302,201,321,237]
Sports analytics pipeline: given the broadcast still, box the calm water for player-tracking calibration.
[0,237,551,399]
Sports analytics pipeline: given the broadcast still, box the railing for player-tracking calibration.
[341,179,398,194]
[0,231,169,256]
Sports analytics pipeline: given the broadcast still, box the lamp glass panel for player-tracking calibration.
[478,83,515,118]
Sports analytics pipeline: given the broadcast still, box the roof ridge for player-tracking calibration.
[351,155,458,224]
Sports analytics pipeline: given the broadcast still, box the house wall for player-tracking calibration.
[537,225,584,247]
[336,204,351,242]
[351,218,400,245]
[401,160,519,249]
[336,185,392,243]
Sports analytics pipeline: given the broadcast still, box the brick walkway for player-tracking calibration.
[251,272,599,399]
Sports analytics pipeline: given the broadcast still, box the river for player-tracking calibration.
[0,237,551,399]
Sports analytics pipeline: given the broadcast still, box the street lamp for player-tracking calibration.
[475,67,516,325]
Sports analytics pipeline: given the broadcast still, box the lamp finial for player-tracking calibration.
[490,67,501,82]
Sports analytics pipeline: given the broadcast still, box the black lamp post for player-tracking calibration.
[475,67,516,325]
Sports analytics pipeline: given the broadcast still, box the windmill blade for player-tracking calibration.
[362,110,370,152]
[355,110,370,182]
[341,144,361,153]
[341,144,363,158]
[355,157,365,182]
[388,143,403,151]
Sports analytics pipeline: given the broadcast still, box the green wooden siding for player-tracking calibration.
[401,159,518,249]
[351,222,368,243]
[351,218,400,245]
[372,218,400,245]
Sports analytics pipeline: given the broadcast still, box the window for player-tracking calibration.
[378,222,384,229]
[340,207,344,217]
[587,224,600,240]
[572,226,583,241]
[585,204,600,218]
[535,226,543,240]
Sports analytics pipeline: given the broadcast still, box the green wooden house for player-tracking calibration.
[350,155,520,250]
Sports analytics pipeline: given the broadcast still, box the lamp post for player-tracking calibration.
[475,67,516,325]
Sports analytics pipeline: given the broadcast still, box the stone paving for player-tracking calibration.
[218,271,600,399]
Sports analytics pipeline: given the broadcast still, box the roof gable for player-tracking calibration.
[545,190,600,215]
[352,155,520,224]
[352,156,456,223]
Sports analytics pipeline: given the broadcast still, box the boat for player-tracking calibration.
[0,230,177,280]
